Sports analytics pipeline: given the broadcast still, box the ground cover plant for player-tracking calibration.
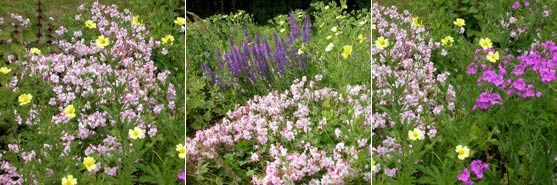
[186,0,371,184]
[374,0,557,184]
[0,1,185,184]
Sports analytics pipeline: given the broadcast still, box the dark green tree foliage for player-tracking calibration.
[186,0,370,24]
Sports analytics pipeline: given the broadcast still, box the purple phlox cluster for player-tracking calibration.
[467,41,557,110]
[204,12,312,88]
[472,92,502,110]
[458,160,489,184]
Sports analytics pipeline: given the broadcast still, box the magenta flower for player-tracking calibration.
[470,160,489,179]
[457,168,471,183]
[178,170,185,181]
[523,1,530,7]
[512,1,520,9]
[511,78,526,91]
[473,92,503,110]
[467,62,478,75]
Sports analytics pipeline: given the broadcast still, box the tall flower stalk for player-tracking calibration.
[202,12,313,91]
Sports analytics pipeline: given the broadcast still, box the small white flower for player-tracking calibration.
[325,43,334,52]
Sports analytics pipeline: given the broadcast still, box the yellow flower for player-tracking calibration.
[280,28,286,33]
[18,94,32,105]
[325,43,334,52]
[30,47,41,55]
[132,16,142,26]
[372,24,376,30]
[161,34,175,45]
[324,5,330,10]
[64,104,77,119]
[176,144,186,158]
[61,175,77,185]
[412,17,421,27]
[408,128,425,141]
[341,45,352,59]
[372,159,376,171]
[174,17,185,26]
[454,18,466,27]
[128,126,145,140]
[0,67,11,75]
[326,35,332,40]
[479,38,493,49]
[375,36,389,49]
[331,26,337,33]
[441,36,454,47]
[486,51,500,62]
[83,156,97,172]
[95,35,110,48]
[455,145,470,160]
[358,34,366,43]
[85,20,96,29]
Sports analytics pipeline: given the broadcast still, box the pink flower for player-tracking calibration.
[512,1,520,9]
[470,160,489,179]
[177,170,185,181]
[457,168,471,183]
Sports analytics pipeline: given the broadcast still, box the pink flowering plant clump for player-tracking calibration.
[372,4,456,182]
[0,2,184,184]
[186,75,371,184]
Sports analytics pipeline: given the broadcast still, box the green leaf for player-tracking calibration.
[0,32,10,40]
[23,30,37,42]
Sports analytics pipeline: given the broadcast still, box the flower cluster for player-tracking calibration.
[1,2,179,182]
[466,41,557,110]
[187,75,371,184]
[202,12,312,88]
[457,160,489,184]
[372,4,456,178]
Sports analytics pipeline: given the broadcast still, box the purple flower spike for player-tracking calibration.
[288,12,300,44]
[302,15,312,44]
